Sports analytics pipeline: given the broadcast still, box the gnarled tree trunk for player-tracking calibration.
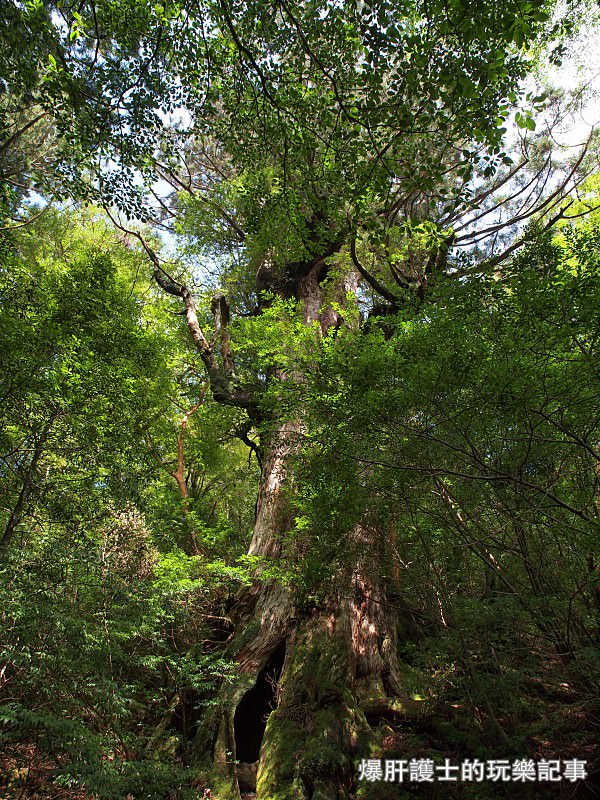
[181,258,421,799]
[202,428,419,799]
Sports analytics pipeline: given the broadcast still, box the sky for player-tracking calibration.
[540,7,600,143]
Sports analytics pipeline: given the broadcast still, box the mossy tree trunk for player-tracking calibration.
[253,528,418,800]
[159,253,419,798]
[209,431,418,799]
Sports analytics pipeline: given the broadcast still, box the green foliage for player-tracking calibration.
[1,2,599,796]
[286,223,600,730]
[0,209,171,540]
[0,209,258,797]
[1,0,570,239]
[0,515,237,797]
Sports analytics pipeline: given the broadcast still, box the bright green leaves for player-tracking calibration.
[1,0,565,247]
[0,206,260,795]
[0,0,203,210]
[176,0,561,263]
[0,518,234,798]
[292,220,600,612]
[0,208,173,544]
[273,222,600,733]
[507,2,551,47]
[234,295,321,380]
[515,110,537,131]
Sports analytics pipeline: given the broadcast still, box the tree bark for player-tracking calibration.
[192,259,420,799]
[0,428,50,556]
[253,522,419,800]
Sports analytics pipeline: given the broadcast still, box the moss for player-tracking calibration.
[355,784,415,800]
[224,609,419,799]
[227,618,261,657]
[206,773,240,800]
[258,716,306,798]
[258,696,358,799]
[311,780,349,800]
[303,705,351,761]
[361,695,426,719]
[279,626,351,709]
[259,654,365,799]
[192,704,223,770]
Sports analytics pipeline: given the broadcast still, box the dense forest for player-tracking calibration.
[1,1,600,798]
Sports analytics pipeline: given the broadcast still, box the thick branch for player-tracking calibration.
[102,210,259,412]
[211,293,235,375]
[349,237,400,306]
[153,266,258,409]
[0,111,50,156]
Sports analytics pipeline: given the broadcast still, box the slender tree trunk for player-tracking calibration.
[0,441,45,555]
[0,471,35,553]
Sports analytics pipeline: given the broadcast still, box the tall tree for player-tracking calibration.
[139,3,591,798]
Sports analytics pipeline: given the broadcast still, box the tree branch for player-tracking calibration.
[349,237,400,306]
[102,209,260,412]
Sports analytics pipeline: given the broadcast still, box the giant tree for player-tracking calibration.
[145,3,589,798]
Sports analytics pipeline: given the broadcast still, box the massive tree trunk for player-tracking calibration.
[251,526,419,800]
[203,431,419,800]
[184,258,421,799]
